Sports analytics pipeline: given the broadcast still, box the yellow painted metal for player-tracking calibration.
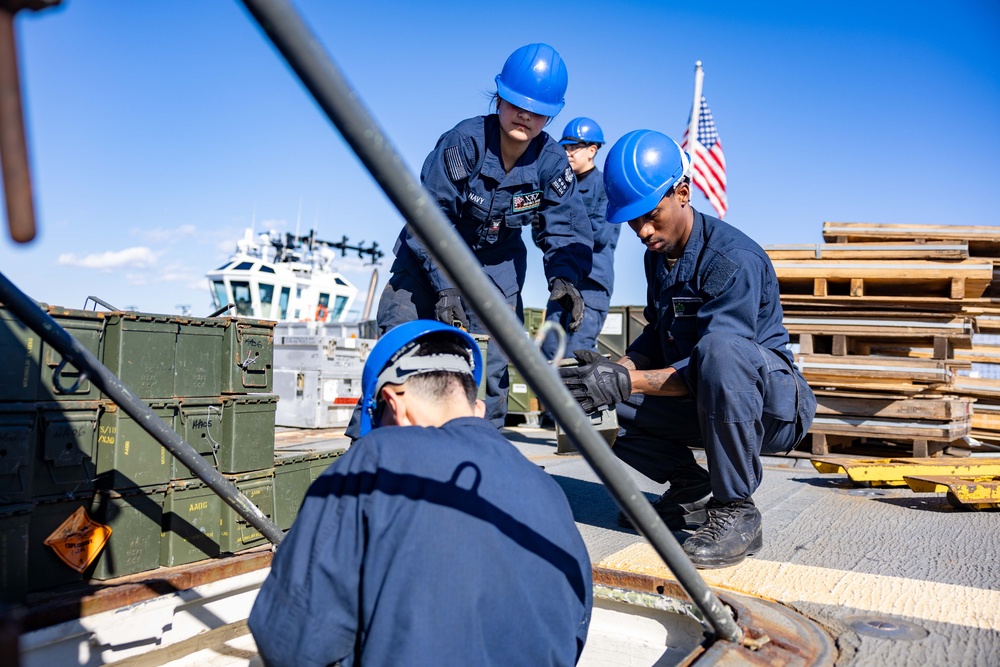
[904,475,1000,509]
[810,457,1000,487]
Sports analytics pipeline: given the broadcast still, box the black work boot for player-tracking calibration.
[681,498,762,569]
[618,476,713,531]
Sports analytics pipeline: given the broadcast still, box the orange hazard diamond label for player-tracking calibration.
[43,506,112,573]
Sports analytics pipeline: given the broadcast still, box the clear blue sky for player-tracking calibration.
[1,0,998,317]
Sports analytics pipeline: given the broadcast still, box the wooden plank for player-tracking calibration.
[773,259,994,300]
[797,354,952,382]
[765,243,969,260]
[809,415,969,440]
[813,393,974,420]
[822,222,1000,245]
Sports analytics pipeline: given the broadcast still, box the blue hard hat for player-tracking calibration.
[603,130,690,224]
[495,43,568,118]
[559,117,604,146]
[359,320,483,436]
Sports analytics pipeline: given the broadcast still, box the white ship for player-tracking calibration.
[206,228,383,322]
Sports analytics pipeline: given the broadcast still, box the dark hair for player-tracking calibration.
[383,332,478,408]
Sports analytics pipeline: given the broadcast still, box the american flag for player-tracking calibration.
[680,96,728,218]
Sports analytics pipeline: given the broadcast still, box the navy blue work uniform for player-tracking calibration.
[538,166,619,355]
[616,209,816,502]
[378,115,593,428]
[249,417,593,667]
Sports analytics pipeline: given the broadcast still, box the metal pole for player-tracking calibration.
[0,271,284,546]
[238,0,741,643]
[686,61,704,172]
[0,7,36,243]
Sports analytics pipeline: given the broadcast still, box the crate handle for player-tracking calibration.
[52,358,87,394]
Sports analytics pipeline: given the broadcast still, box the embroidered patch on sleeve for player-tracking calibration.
[444,145,468,182]
[702,255,739,297]
[512,191,543,213]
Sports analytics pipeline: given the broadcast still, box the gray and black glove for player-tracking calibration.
[548,277,584,333]
[558,349,632,413]
[435,288,469,330]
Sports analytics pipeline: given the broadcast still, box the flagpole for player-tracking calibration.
[686,61,704,170]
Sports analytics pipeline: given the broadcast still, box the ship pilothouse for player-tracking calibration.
[206,228,383,322]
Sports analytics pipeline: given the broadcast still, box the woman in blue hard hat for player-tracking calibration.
[559,130,815,569]
[375,43,593,429]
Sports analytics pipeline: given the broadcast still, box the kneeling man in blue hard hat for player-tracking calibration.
[559,130,816,569]
[250,320,592,666]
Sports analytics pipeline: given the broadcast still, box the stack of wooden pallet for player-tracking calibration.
[766,222,1000,456]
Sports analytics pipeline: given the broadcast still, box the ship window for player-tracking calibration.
[212,281,228,309]
[279,287,291,320]
[334,277,348,286]
[259,283,275,318]
[232,281,253,316]
[331,295,349,320]
[215,262,231,271]
[316,293,330,322]
[234,261,255,271]
[260,265,275,274]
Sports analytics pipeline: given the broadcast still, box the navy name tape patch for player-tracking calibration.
[512,191,543,213]
[672,297,703,318]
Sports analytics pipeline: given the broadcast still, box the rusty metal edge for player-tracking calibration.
[592,566,837,666]
[17,547,273,632]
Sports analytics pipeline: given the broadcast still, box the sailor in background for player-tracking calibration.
[538,117,619,358]
[559,130,816,569]
[250,320,593,667]
[376,43,593,429]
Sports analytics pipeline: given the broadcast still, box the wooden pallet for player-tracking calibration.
[765,242,969,261]
[772,259,994,300]
[821,222,1000,257]
[814,391,973,420]
[797,353,954,384]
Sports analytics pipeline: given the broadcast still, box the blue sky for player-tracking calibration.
[1,0,998,318]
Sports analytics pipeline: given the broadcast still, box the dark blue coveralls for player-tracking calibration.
[378,115,593,428]
[538,166,620,356]
[249,417,593,667]
[616,209,816,502]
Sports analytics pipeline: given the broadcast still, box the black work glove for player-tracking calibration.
[435,288,469,330]
[548,277,584,333]
[558,349,632,413]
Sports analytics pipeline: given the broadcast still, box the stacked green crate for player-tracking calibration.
[507,307,545,416]
[160,478,225,566]
[0,503,31,602]
[597,305,629,360]
[0,404,35,504]
[273,444,345,531]
[220,469,275,553]
[33,401,104,499]
[221,317,275,394]
[87,487,166,580]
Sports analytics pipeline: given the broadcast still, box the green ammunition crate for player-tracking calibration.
[217,395,278,474]
[507,362,538,415]
[171,397,227,480]
[87,487,166,580]
[34,401,104,499]
[220,469,275,554]
[0,307,40,402]
[597,305,629,360]
[273,445,346,530]
[523,307,546,337]
[273,452,313,531]
[95,401,177,489]
[101,313,178,399]
[38,307,106,401]
[28,496,92,592]
[0,503,31,603]
[627,305,648,347]
[0,404,35,503]
[174,317,227,398]
[220,318,275,394]
[160,479,224,567]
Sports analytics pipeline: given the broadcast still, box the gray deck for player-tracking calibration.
[502,425,1000,667]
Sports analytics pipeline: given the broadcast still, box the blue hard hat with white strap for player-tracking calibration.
[495,43,568,118]
[359,320,484,436]
[603,130,691,224]
[559,117,604,146]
